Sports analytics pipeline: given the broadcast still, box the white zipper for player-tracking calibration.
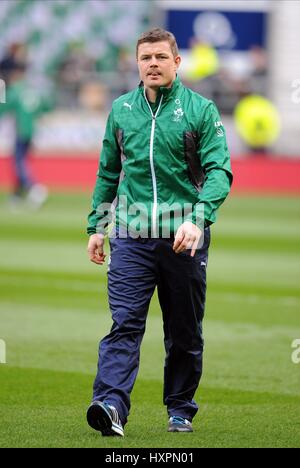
[143,89,163,237]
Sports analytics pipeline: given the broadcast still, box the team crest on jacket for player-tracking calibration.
[173,107,184,122]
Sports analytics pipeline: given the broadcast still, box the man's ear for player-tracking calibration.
[175,55,181,70]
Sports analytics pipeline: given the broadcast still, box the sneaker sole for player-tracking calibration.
[168,426,193,433]
[87,402,124,437]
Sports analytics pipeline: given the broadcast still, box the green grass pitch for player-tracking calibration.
[0,192,299,448]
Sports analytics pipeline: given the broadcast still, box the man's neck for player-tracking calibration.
[145,87,158,104]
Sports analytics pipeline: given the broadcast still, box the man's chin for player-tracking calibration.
[145,78,163,89]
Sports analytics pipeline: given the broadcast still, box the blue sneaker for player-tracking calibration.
[87,401,124,437]
[168,416,193,432]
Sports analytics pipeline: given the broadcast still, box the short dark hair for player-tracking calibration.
[136,28,179,58]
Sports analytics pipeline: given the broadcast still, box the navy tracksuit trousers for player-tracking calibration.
[14,139,33,194]
[92,228,210,425]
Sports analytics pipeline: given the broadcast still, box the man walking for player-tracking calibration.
[86,28,232,437]
[0,59,50,208]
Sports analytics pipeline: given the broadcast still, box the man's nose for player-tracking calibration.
[149,56,158,66]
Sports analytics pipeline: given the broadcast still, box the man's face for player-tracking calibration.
[137,41,181,90]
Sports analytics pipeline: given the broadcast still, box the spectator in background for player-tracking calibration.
[57,42,96,108]
[117,47,139,95]
[248,45,268,96]
[78,80,108,112]
[0,58,52,209]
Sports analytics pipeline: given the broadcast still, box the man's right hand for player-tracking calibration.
[87,233,107,265]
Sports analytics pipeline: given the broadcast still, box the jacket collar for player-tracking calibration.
[138,75,182,101]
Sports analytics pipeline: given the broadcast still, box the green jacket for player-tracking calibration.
[88,76,232,237]
[0,79,52,141]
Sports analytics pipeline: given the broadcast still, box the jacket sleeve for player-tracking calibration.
[87,106,121,235]
[187,101,233,228]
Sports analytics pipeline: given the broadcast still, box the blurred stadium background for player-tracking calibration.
[0,0,299,448]
[0,0,300,189]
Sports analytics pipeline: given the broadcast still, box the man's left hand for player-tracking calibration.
[173,221,202,257]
